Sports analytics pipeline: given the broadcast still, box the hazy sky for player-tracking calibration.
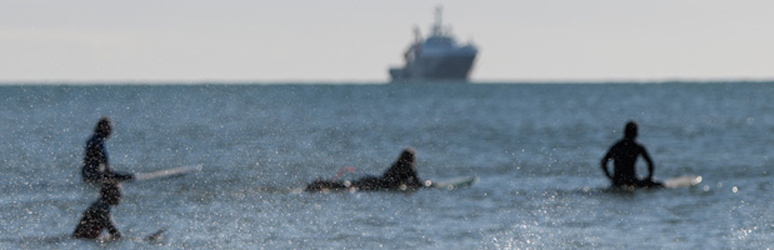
[2,1,773,83]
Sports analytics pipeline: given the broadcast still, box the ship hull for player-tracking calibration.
[389,54,476,81]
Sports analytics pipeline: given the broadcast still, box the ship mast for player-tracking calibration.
[432,5,443,37]
[413,26,422,44]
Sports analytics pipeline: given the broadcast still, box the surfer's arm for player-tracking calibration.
[409,174,423,187]
[92,139,109,168]
[106,223,121,239]
[640,147,655,180]
[105,214,121,239]
[600,152,613,179]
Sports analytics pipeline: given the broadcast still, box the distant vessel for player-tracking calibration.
[389,6,478,82]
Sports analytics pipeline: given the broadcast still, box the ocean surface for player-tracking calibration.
[0,82,773,249]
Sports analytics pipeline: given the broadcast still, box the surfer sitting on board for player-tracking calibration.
[82,117,134,184]
[306,147,428,192]
[600,121,662,188]
[72,181,123,240]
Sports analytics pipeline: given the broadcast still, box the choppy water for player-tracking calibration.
[0,82,773,249]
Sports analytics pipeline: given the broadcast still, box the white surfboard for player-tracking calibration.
[431,176,479,190]
[134,165,202,181]
[662,175,702,188]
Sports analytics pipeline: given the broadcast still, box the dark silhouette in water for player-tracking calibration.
[306,147,428,192]
[82,117,134,184]
[600,121,662,188]
[73,182,123,240]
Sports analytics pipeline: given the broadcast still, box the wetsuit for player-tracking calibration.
[72,199,121,239]
[82,134,134,183]
[306,148,424,192]
[601,138,661,188]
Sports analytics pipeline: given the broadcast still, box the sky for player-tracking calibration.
[1,0,773,83]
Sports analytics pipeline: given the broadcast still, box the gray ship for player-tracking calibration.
[389,6,478,82]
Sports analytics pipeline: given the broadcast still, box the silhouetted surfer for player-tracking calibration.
[82,117,134,184]
[354,147,425,191]
[601,121,662,188]
[73,182,123,240]
[306,147,428,192]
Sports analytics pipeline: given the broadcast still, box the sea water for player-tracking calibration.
[0,82,772,249]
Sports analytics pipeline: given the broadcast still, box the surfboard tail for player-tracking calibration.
[134,165,203,181]
[663,175,702,188]
[431,176,478,190]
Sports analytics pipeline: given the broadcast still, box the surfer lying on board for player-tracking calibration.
[73,182,123,240]
[82,117,134,184]
[306,147,429,192]
[601,121,662,188]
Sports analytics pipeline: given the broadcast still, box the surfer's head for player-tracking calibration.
[399,147,416,165]
[624,121,638,139]
[94,117,112,138]
[101,182,122,206]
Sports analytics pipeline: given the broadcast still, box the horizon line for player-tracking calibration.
[0,77,773,85]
